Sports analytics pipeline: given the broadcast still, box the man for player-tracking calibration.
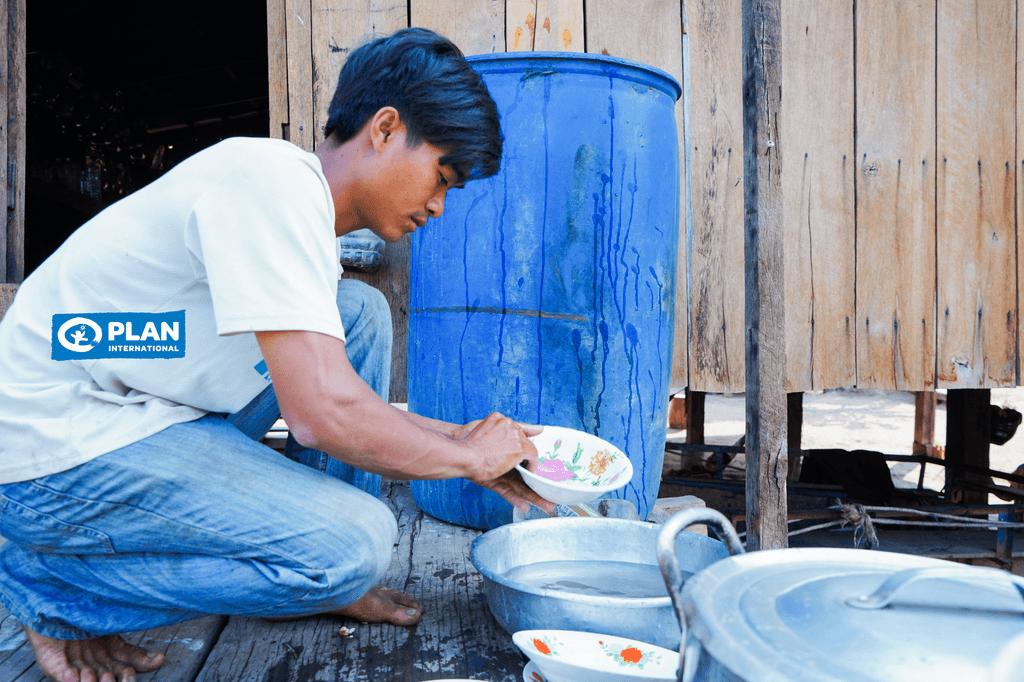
[0,28,553,682]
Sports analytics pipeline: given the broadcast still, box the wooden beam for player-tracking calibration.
[742,0,787,550]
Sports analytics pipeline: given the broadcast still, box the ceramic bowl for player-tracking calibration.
[512,629,679,682]
[523,661,546,682]
[516,426,632,505]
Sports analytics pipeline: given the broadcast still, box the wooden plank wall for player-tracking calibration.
[268,0,1024,397]
[688,0,1021,393]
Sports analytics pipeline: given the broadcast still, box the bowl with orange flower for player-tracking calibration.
[516,426,632,506]
[512,629,678,682]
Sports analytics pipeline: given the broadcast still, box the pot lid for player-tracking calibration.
[682,547,1024,682]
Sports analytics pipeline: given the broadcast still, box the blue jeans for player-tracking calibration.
[0,280,396,639]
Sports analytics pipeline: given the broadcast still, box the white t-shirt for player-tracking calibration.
[0,137,346,483]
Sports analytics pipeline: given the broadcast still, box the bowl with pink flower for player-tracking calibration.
[516,426,633,505]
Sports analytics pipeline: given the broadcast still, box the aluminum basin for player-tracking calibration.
[469,517,729,650]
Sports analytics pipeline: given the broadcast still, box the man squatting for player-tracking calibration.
[0,27,555,682]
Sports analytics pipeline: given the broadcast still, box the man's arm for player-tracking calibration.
[255,330,552,511]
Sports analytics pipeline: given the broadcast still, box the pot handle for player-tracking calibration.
[657,507,745,680]
[847,565,1024,612]
[679,634,703,682]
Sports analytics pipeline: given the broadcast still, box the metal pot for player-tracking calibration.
[658,509,1024,682]
[470,516,731,650]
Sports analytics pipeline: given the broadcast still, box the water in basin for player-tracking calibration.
[502,560,691,599]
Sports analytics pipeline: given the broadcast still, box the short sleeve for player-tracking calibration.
[186,152,346,342]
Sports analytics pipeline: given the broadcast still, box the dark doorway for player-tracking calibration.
[26,1,270,275]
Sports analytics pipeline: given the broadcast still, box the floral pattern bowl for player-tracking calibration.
[516,426,632,505]
[512,629,679,682]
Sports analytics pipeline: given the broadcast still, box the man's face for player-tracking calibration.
[362,129,457,243]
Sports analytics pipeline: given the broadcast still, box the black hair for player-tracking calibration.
[324,27,503,183]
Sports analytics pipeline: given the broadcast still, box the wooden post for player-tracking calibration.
[742,0,787,550]
[0,0,8,277]
[945,388,990,505]
[5,0,24,283]
[913,390,938,458]
[684,389,705,446]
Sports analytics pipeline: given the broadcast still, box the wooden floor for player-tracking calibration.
[0,480,528,682]
[1,474,1021,681]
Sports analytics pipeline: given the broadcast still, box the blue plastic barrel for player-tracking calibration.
[408,52,681,529]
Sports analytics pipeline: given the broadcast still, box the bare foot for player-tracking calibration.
[334,586,422,625]
[265,586,423,626]
[23,624,165,682]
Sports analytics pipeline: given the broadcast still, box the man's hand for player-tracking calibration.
[476,468,557,514]
[452,413,539,479]
[451,415,555,514]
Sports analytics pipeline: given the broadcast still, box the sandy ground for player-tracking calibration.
[667,388,1024,499]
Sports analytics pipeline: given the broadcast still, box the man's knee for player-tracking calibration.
[322,493,397,590]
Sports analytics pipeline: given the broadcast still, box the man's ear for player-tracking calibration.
[370,106,403,152]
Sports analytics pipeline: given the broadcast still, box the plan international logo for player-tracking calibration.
[51,311,186,360]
